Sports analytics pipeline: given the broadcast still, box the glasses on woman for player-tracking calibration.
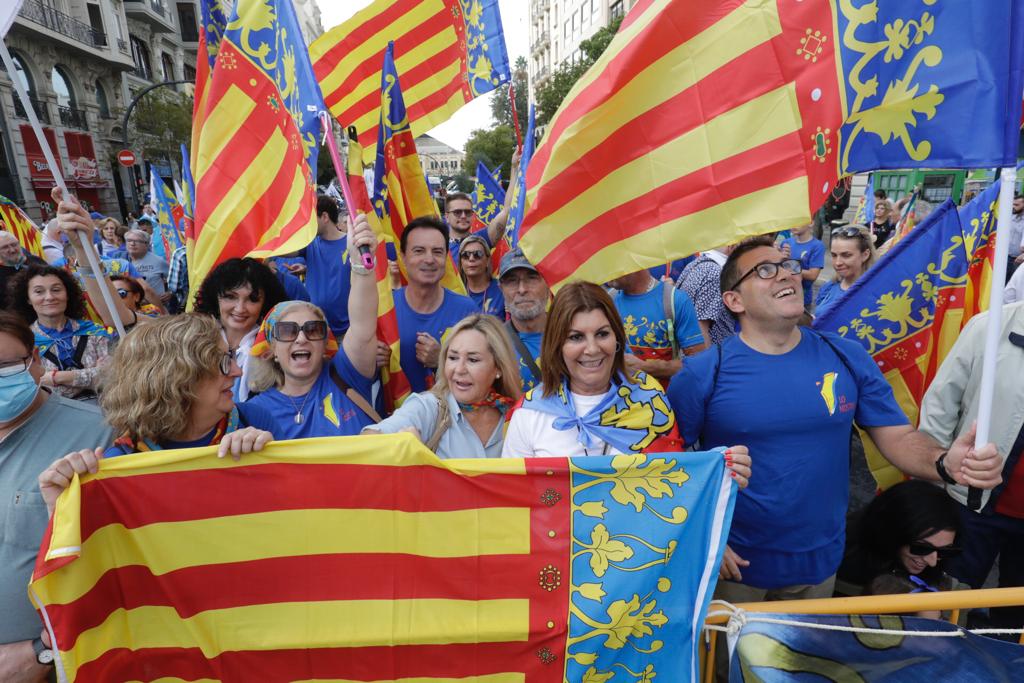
[0,355,31,378]
[731,258,802,290]
[273,320,328,342]
[831,226,865,239]
[461,249,486,261]
[218,349,236,376]
[907,541,961,559]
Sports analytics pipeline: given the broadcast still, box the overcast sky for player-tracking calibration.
[315,0,529,151]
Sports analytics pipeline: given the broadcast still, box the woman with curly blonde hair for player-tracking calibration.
[38,315,276,509]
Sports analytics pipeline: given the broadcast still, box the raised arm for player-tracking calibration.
[341,213,380,378]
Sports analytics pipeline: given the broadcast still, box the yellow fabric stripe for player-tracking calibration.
[525,84,802,265]
[557,178,809,290]
[194,84,256,181]
[538,0,781,187]
[37,506,530,606]
[191,126,289,278]
[293,677,524,683]
[243,166,317,260]
[71,600,529,672]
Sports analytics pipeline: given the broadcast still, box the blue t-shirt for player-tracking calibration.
[782,236,826,306]
[103,402,277,456]
[511,329,543,392]
[275,268,310,302]
[468,279,505,318]
[814,280,845,318]
[394,288,479,392]
[301,235,351,336]
[667,329,907,589]
[613,282,703,362]
[245,347,374,439]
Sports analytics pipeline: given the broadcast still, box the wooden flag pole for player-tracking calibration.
[0,38,126,338]
[967,167,1017,510]
[509,83,523,152]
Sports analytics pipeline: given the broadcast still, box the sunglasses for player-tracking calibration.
[907,541,961,559]
[447,209,473,217]
[731,258,802,290]
[831,226,865,239]
[273,320,328,342]
[461,249,486,261]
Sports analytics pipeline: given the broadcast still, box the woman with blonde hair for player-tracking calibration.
[815,225,877,318]
[364,313,521,458]
[98,217,125,257]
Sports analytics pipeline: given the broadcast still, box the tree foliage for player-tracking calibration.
[535,15,623,127]
[464,124,516,184]
[490,56,528,134]
[128,89,193,173]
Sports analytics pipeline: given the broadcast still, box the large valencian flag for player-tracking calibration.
[29,436,735,682]
[518,0,1024,290]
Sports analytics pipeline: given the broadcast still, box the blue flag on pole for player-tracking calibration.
[505,105,535,249]
[471,160,506,225]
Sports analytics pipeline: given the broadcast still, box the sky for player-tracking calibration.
[315,0,529,152]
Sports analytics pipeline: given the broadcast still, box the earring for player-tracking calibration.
[614,342,621,353]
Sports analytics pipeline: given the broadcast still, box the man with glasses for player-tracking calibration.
[0,231,45,299]
[124,229,170,304]
[0,311,111,679]
[498,248,550,392]
[667,235,1003,606]
[444,188,512,265]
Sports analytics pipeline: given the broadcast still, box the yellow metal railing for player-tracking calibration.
[700,587,1024,681]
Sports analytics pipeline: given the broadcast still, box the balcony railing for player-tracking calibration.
[18,0,108,50]
[12,96,51,125]
[125,0,168,19]
[58,105,88,130]
[117,39,128,54]
[531,31,549,52]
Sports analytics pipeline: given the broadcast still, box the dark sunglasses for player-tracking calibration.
[907,541,961,559]
[731,258,802,290]
[447,208,473,217]
[831,226,865,239]
[273,320,328,342]
[461,249,486,261]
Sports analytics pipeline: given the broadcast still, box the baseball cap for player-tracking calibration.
[498,247,538,280]
[137,216,154,224]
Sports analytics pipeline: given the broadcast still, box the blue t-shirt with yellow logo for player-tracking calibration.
[667,328,906,589]
[244,347,374,439]
[781,236,826,306]
[394,288,479,392]
[468,279,505,319]
[613,282,704,362]
[511,329,543,392]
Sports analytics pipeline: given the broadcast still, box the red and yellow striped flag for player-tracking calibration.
[188,0,324,293]
[349,132,412,410]
[310,0,511,158]
[30,436,734,682]
[0,194,44,259]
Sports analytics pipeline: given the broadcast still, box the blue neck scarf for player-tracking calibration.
[521,371,676,454]
[34,319,110,369]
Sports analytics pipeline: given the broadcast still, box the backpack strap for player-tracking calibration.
[662,281,678,359]
[42,336,90,371]
[425,393,452,452]
[328,364,382,424]
[505,320,542,384]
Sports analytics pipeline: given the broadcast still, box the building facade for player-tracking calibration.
[415,133,464,181]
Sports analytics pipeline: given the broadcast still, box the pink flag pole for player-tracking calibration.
[319,112,373,269]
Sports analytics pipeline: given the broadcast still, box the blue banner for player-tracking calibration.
[471,160,505,224]
[505,105,535,249]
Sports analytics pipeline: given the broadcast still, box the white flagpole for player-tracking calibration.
[968,166,1017,510]
[0,37,126,337]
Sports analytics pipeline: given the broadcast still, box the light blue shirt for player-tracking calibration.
[367,391,503,459]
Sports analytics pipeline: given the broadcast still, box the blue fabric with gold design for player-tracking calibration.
[613,282,703,362]
[467,279,504,319]
[669,330,906,589]
[521,372,676,454]
[458,0,511,98]
[471,160,505,224]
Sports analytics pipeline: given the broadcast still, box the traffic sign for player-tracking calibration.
[117,149,137,167]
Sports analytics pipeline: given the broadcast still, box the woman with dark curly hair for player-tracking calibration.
[7,263,111,400]
[193,257,287,401]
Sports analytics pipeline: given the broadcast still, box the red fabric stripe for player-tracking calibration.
[620,0,656,30]
[525,39,787,227]
[77,463,560,542]
[313,0,435,77]
[529,0,748,182]
[534,135,806,284]
[320,8,452,110]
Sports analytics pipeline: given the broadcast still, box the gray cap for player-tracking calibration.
[498,247,538,279]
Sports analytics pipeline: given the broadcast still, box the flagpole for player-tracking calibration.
[508,83,523,152]
[0,38,126,338]
[968,166,1017,511]
[318,112,373,269]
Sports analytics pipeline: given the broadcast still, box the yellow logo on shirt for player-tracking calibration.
[819,372,838,416]
[323,393,340,427]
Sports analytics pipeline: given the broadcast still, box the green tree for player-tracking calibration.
[463,124,516,184]
[535,15,623,127]
[490,56,528,134]
[128,89,193,174]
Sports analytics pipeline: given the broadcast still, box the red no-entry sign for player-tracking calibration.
[117,150,137,167]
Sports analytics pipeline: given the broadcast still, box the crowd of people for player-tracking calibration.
[0,179,1019,680]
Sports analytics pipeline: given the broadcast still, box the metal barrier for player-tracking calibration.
[700,586,1024,681]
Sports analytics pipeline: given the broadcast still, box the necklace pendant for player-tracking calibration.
[294,412,304,424]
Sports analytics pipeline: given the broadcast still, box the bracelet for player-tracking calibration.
[351,262,373,277]
[50,369,59,385]
[935,452,958,485]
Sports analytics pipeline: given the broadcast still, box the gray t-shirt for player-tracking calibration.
[131,251,169,294]
[0,391,112,643]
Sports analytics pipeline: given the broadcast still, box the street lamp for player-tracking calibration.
[120,79,191,211]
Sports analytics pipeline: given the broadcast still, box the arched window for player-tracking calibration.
[130,37,152,80]
[95,80,110,118]
[10,53,35,97]
[161,53,175,82]
[50,66,76,109]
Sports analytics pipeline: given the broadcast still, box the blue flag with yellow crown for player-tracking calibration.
[149,169,184,263]
[471,160,505,225]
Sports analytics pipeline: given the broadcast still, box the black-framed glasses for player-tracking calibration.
[218,349,236,376]
[116,288,130,299]
[447,208,473,217]
[461,249,486,261]
[0,355,31,378]
[731,258,802,290]
[831,226,865,239]
[273,320,328,342]
[908,541,961,559]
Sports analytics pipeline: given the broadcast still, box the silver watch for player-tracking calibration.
[32,636,54,666]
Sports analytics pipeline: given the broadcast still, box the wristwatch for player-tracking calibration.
[31,636,54,666]
[935,452,958,485]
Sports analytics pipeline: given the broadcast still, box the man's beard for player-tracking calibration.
[510,301,545,321]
